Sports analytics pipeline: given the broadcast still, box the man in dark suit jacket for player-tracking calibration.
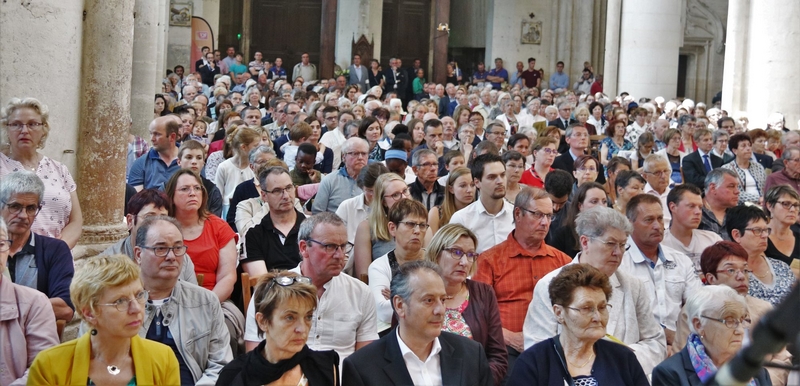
[551,124,606,184]
[548,101,577,152]
[682,129,723,189]
[383,58,407,101]
[342,261,492,386]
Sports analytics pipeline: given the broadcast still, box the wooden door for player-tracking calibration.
[380,0,431,69]
[250,0,322,71]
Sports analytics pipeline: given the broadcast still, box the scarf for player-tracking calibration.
[240,341,309,385]
[686,333,756,386]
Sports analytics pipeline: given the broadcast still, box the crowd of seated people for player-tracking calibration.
[4,52,800,385]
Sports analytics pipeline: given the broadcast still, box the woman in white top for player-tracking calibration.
[497,99,532,137]
[214,125,261,219]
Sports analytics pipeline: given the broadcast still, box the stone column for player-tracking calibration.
[432,0,450,85]
[602,0,621,96]
[617,0,682,99]
[319,0,339,79]
[74,0,136,258]
[241,0,252,60]
[155,0,167,87]
[131,0,159,139]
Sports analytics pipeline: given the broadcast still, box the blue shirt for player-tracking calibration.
[127,148,180,189]
[549,71,569,90]
[229,63,247,76]
[487,68,508,90]
[473,70,487,81]
[509,71,524,87]
[269,66,287,80]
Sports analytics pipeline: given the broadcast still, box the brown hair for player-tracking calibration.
[165,169,210,220]
[548,264,612,306]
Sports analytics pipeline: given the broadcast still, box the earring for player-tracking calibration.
[91,328,98,336]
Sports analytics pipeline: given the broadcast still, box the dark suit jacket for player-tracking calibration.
[652,347,771,386]
[342,329,493,386]
[383,67,407,99]
[682,150,723,189]
[551,150,606,184]
[439,96,452,119]
[548,118,577,153]
[755,152,774,170]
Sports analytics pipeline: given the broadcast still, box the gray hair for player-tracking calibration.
[457,123,475,135]
[0,217,6,237]
[249,145,276,164]
[412,149,437,167]
[257,165,290,190]
[643,154,669,172]
[134,215,182,249]
[544,105,558,115]
[781,131,800,146]
[341,137,369,154]
[704,168,738,193]
[297,212,345,243]
[575,206,632,239]
[684,285,746,335]
[677,114,697,128]
[782,146,800,161]
[712,129,729,143]
[390,260,443,308]
[0,171,44,204]
[565,123,587,139]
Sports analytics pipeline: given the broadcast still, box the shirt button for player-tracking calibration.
[316,335,320,339]
[317,316,321,320]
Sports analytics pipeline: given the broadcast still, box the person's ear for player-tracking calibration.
[82,306,98,326]
[692,317,704,338]
[133,246,143,265]
[298,239,310,259]
[392,295,405,319]
[256,312,270,334]
[579,235,590,252]
[552,304,565,324]
[125,214,135,231]
[731,229,743,243]
[668,201,677,214]
[388,222,398,238]
[705,273,718,285]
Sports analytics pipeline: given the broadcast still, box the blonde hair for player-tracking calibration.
[1,97,51,149]
[71,254,142,323]
[425,223,479,276]
[369,173,406,241]
[226,125,261,157]
[440,167,472,226]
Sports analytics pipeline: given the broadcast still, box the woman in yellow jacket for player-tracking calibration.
[28,254,179,385]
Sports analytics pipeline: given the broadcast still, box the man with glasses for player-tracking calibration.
[312,137,368,214]
[319,105,339,136]
[662,184,722,274]
[485,121,506,153]
[243,166,305,277]
[408,149,444,211]
[552,123,606,183]
[765,146,800,193]
[641,154,673,226]
[524,206,666,374]
[244,212,378,362]
[271,102,301,159]
[134,216,232,385]
[473,186,571,378]
[0,171,74,320]
[104,188,197,284]
[619,194,702,355]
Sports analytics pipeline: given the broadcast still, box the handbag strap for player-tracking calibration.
[552,336,576,386]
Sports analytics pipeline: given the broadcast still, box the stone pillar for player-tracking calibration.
[0,0,84,173]
[603,0,621,96]
[617,0,681,99]
[131,0,159,139]
[74,0,136,257]
[155,0,167,86]
[241,0,252,60]
[432,0,450,85]
[319,0,339,79]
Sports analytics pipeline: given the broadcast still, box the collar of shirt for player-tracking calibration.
[698,149,711,158]
[13,232,36,258]
[396,327,442,363]
[628,240,670,267]
[338,166,354,179]
[498,231,559,260]
[474,198,511,218]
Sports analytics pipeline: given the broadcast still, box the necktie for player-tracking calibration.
[702,154,712,172]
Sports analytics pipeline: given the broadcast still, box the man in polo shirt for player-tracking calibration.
[485,58,508,90]
[449,154,513,253]
[243,166,305,277]
[408,149,444,211]
[1,171,74,321]
[128,115,181,191]
[312,137,367,214]
[244,212,378,363]
[473,186,571,378]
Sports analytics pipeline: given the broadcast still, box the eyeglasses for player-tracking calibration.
[537,148,557,155]
[716,268,753,276]
[418,162,438,169]
[701,315,751,330]
[7,122,44,131]
[398,221,430,231]
[1,200,42,217]
[564,303,612,316]
[776,201,800,211]
[469,118,484,124]
[518,206,553,222]
[308,239,354,254]
[177,185,203,194]
[488,131,505,136]
[265,185,295,196]
[386,188,410,201]
[97,290,149,312]
[346,151,368,158]
[141,245,188,257]
[0,239,11,252]
[266,275,313,293]
[592,238,630,252]
[745,227,771,237]
[644,170,670,177]
[443,248,479,262]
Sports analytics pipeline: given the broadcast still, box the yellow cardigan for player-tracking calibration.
[26,333,180,385]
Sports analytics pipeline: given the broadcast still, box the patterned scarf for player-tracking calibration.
[686,333,756,386]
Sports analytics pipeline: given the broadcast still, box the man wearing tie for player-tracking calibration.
[548,101,577,153]
[348,54,369,93]
[682,128,722,189]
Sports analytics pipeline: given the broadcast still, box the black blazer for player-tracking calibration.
[551,151,606,184]
[548,118,577,153]
[383,67,407,99]
[682,151,723,189]
[651,347,771,386]
[439,96,452,119]
[342,329,493,386]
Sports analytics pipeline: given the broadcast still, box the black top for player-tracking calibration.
[216,341,339,386]
[766,231,800,266]
[549,225,580,259]
[243,210,306,271]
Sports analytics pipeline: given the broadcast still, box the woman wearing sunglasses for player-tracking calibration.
[217,271,340,386]
[28,254,180,385]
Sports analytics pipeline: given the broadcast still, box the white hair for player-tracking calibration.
[685,285,746,335]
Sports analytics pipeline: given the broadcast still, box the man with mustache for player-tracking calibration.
[618,194,702,356]
[243,212,378,364]
[134,216,232,385]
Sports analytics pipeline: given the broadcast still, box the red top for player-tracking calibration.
[184,215,236,291]
[519,167,554,189]
[473,232,571,332]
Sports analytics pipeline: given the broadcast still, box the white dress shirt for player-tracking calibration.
[523,254,667,374]
[320,128,347,171]
[396,329,443,386]
[617,239,703,331]
[449,199,515,253]
[643,182,672,227]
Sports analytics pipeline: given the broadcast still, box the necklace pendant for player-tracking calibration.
[107,365,121,375]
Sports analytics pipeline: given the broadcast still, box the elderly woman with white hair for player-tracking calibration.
[524,206,666,375]
[651,285,771,386]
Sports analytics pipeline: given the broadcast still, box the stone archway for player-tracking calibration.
[679,0,726,103]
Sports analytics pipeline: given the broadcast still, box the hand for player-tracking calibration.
[664,327,675,347]
[381,288,391,300]
[308,170,321,183]
[431,140,444,156]
[502,328,524,352]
